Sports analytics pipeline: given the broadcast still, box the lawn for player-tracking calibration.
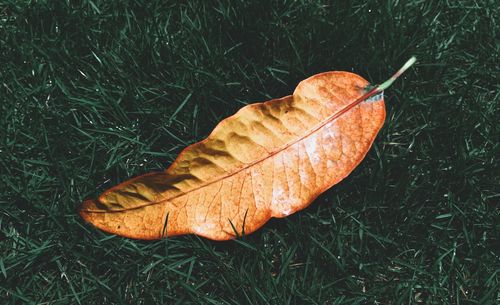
[1,0,498,304]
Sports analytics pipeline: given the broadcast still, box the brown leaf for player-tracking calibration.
[79,70,390,240]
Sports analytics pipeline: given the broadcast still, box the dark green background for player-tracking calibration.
[1,1,498,304]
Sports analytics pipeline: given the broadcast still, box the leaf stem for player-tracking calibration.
[331,56,416,123]
[376,56,417,91]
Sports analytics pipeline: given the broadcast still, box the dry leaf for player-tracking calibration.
[79,58,416,240]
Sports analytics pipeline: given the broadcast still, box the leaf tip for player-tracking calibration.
[78,199,96,222]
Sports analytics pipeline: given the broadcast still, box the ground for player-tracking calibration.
[0,1,498,304]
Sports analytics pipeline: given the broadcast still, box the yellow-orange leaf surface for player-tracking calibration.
[80,71,385,240]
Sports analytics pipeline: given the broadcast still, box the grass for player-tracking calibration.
[0,0,498,304]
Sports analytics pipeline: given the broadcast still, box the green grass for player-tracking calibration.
[1,0,498,304]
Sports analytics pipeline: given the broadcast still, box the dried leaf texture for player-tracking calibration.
[80,72,385,240]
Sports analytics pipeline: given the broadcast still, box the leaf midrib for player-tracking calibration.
[85,87,381,213]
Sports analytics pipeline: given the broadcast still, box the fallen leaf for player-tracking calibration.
[79,58,416,240]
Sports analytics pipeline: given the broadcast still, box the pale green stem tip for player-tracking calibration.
[377,56,417,91]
